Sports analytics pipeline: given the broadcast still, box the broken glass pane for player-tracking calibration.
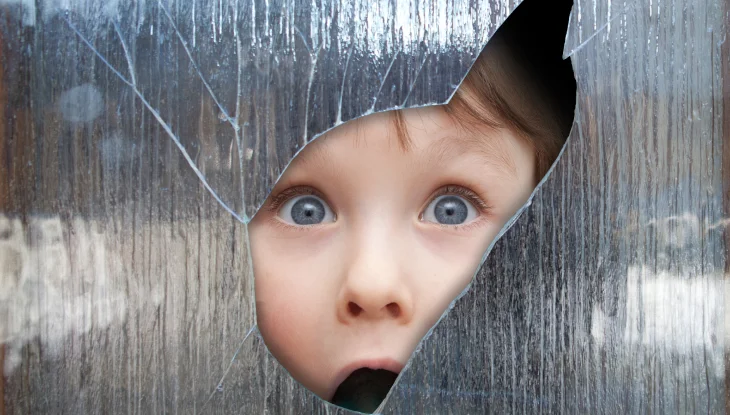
[0,0,727,413]
[2,0,515,221]
[245,0,577,411]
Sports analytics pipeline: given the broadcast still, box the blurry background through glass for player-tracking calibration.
[0,0,727,413]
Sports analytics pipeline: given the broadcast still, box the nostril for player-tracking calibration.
[385,302,401,318]
[348,302,363,317]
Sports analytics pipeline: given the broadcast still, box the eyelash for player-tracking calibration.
[267,186,323,211]
[421,185,493,231]
[265,184,492,229]
[427,185,492,214]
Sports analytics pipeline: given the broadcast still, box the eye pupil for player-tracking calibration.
[291,196,326,225]
[434,196,468,224]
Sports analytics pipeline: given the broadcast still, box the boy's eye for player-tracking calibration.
[278,195,335,226]
[422,195,478,225]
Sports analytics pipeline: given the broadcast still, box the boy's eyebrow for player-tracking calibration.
[294,137,339,174]
[292,129,519,178]
[424,133,518,177]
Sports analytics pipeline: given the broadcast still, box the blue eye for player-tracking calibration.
[422,195,478,225]
[278,195,335,225]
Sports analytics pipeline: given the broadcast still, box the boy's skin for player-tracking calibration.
[249,106,537,402]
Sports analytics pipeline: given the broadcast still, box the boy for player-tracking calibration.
[249,3,575,412]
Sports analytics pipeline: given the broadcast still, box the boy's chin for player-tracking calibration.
[330,368,399,413]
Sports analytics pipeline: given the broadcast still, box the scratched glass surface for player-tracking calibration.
[0,0,510,222]
[0,0,727,414]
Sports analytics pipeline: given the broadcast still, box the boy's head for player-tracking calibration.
[249,9,575,412]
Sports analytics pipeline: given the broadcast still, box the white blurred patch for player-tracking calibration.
[58,84,104,123]
[591,265,724,373]
[0,0,36,26]
[0,217,27,301]
[0,215,128,376]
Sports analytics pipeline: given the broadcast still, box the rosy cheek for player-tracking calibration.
[251,226,339,333]
[251,240,338,399]
[256,285,307,351]
[254,254,316,327]
[254,266,318,361]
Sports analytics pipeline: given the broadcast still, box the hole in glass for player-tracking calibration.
[249,0,576,412]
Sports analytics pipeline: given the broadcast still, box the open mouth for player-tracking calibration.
[330,368,399,413]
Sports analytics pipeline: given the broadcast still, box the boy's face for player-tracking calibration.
[249,107,536,403]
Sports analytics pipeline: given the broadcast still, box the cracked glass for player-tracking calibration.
[0,0,728,413]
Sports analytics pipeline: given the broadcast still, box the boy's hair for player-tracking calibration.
[394,0,576,184]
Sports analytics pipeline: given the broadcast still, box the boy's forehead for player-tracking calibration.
[291,108,521,178]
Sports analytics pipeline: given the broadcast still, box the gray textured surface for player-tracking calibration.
[0,0,727,413]
[2,0,517,221]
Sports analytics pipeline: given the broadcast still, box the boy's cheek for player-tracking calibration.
[254,268,329,357]
[253,258,334,317]
[250,222,344,316]
[252,236,342,326]
[416,224,501,263]
[250,222,339,259]
[255,291,333,399]
[410,228,499,303]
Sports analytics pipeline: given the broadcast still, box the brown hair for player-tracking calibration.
[393,19,575,184]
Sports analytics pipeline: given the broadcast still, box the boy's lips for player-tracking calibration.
[328,358,404,400]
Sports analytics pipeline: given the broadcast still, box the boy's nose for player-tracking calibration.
[337,241,414,324]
